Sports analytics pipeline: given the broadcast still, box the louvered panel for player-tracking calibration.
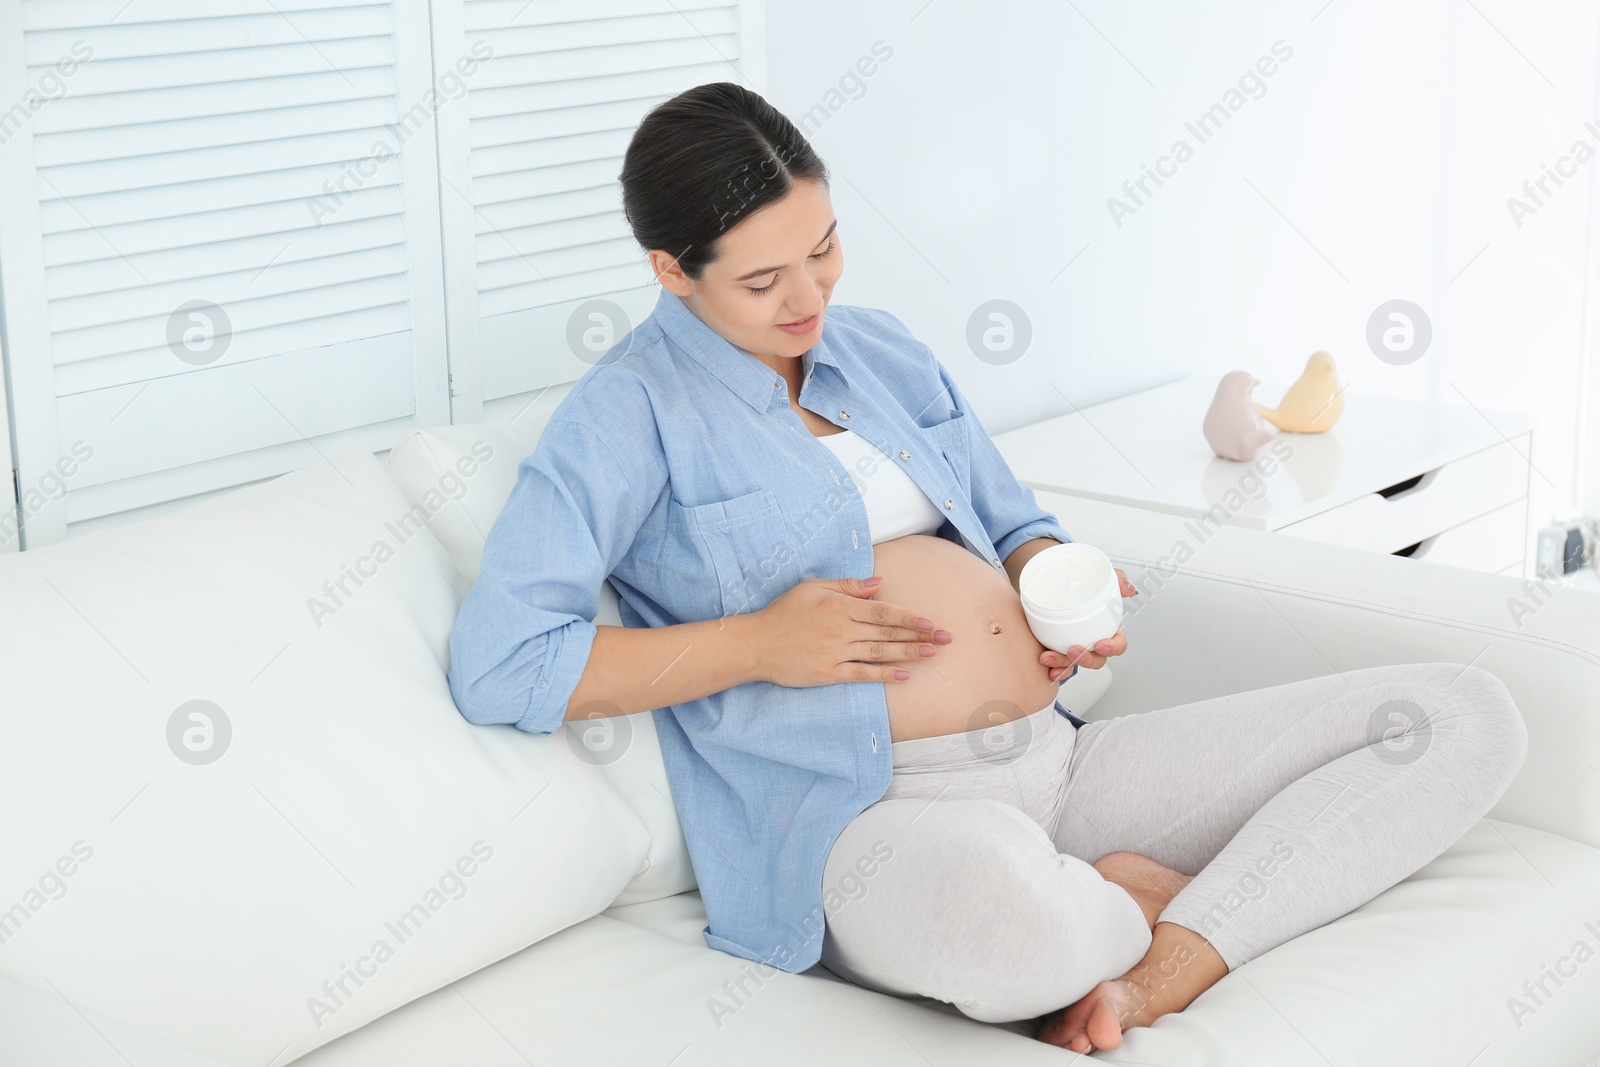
[1,0,450,544]
[479,263,653,319]
[26,9,393,65]
[49,247,409,333]
[30,69,396,133]
[464,0,732,30]
[483,36,739,87]
[57,306,413,395]
[472,127,632,179]
[468,61,732,122]
[42,188,405,263]
[477,235,640,294]
[475,211,630,269]
[19,0,390,32]
[35,99,399,168]
[37,160,404,231]
[35,39,396,95]
[479,7,737,59]
[40,128,396,197]
[54,274,412,365]
[47,227,411,370]
[472,156,619,213]
[432,0,756,419]
[48,217,404,300]
[459,184,619,235]
[471,94,664,150]
[59,43,396,97]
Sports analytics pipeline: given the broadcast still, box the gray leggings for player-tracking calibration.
[818,663,1528,1023]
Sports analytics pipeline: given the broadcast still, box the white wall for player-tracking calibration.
[764,0,1600,539]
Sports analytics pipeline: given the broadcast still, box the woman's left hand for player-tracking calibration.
[1041,568,1137,682]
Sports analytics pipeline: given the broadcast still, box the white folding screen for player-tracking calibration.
[0,0,766,546]
[0,329,14,554]
[0,0,449,546]
[431,0,766,422]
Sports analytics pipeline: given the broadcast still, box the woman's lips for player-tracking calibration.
[776,313,819,336]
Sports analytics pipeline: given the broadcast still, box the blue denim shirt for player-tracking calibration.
[447,286,1074,974]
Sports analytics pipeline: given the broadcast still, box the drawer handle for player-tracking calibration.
[1378,468,1440,501]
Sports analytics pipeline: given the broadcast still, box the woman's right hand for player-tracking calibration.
[747,576,952,688]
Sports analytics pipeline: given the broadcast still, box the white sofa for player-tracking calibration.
[3,410,1598,1067]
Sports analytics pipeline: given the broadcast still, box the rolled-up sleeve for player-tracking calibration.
[447,409,661,734]
[934,358,1074,563]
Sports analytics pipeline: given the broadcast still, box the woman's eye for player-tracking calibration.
[748,241,833,295]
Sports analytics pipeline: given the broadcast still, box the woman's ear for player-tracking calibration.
[650,250,695,297]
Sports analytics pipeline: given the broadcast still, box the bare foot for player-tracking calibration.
[1035,978,1144,1053]
[1036,921,1229,1054]
[1034,857,1207,1054]
[1092,851,1194,929]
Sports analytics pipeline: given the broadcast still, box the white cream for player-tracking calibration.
[1018,543,1124,655]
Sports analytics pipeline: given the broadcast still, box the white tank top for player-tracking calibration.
[815,428,947,545]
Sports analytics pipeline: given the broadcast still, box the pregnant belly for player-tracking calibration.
[869,534,1061,743]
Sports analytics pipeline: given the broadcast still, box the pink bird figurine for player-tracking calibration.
[1204,371,1276,461]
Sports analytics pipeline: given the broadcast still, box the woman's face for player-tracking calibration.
[653,177,843,360]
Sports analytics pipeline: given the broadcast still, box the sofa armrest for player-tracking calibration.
[1037,490,1600,849]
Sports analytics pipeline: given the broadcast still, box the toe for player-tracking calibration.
[1087,995,1127,1050]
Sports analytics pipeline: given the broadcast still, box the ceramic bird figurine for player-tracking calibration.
[1204,371,1276,461]
[1255,351,1344,433]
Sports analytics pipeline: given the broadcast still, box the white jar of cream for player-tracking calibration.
[1018,543,1124,656]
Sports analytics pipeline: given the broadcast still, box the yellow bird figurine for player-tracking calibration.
[1255,351,1344,433]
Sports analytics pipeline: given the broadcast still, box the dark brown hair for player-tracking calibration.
[619,82,829,280]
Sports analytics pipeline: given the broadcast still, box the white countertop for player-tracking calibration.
[992,374,1538,531]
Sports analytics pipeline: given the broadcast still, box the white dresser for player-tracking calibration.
[991,375,1537,578]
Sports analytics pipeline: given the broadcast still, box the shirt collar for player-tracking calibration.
[652,287,849,412]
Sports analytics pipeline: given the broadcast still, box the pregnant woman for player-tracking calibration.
[447,83,1528,1053]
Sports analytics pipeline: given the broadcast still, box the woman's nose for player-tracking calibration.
[787,273,824,309]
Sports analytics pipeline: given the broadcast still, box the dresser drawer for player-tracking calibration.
[1409,498,1527,573]
[1277,436,1530,553]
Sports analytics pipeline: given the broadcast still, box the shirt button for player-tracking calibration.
[871,733,877,752]
[774,379,783,388]
[944,498,954,510]
[839,409,850,419]
[992,557,1002,568]
[898,450,911,461]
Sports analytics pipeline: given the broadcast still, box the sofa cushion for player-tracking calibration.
[292,910,1073,1067]
[386,418,696,906]
[0,973,232,1067]
[290,818,1600,1066]
[1094,817,1600,1066]
[601,889,713,949]
[0,446,650,1065]
[609,819,1600,1063]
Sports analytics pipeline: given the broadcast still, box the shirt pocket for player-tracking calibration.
[917,409,972,496]
[675,486,802,617]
